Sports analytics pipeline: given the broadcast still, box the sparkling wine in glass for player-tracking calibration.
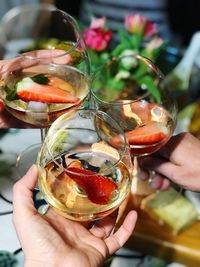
[0,3,90,176]
[90,54,177,196]
[1,64,89,127]
[37,109,132,221]
[0,4,90,126]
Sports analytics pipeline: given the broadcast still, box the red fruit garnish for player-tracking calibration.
[126,121,168,145]
[17,82,80,104]
[65,167,118,205]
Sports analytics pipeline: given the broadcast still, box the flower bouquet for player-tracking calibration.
[83,14,166,66]
[83,14,166,101]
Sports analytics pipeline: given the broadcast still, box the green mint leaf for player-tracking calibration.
[32,74,49,84]
[6,87,18,101]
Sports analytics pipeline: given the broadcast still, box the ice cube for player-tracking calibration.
[27,101,48,112]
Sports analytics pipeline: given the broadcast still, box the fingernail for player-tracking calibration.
[26,164,37,175]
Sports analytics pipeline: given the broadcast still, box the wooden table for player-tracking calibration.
[121,194,200,267]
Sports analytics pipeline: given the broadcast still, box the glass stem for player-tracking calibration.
[40,128,49,143]
[132,156,139,179]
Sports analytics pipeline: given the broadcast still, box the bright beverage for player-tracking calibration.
[38,149,131,221]
[107,100,175,156]
[0,64,89,126]
[19,39,84,65]
[123,100,174,156]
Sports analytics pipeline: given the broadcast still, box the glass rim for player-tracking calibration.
[91,53,164,105]
[91,89,150,106]
[0,3,83,59]
[4,63,90,114]
[1,3,57,24]
[41,108,131,176]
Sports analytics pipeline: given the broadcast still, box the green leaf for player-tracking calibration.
[100,52,110,62]
[130,33,142,50]
[141,48,150,57]
[137,75,161,103]
[144,41,167,62]
[94,77,125,102]
[129,61,147,80]
[88,49,102,71]
[6,88,19,101]
[31,74,49,85]
[111,43,130,57]
[118,30,132,45]
[107,77,125,91]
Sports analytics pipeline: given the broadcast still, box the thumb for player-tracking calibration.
[13,165,38,218]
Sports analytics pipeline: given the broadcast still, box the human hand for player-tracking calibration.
[0,49,71,79]
[13,165,137,267]
[138,132,200,192]
[0,49,71,128]
[0,99,35,128]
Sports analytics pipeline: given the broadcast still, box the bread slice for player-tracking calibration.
[141,187,198,234]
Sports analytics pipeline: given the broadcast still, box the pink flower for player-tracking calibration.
[83,17,112,51]
[90,17,106,29]
[125,14,158,37]
[146,37,164,52]
[144,20,158,37]
[125,14,146,34]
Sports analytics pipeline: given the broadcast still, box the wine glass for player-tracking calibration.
[90,54,177,197]
[0,3,89,68]
[37,109,132,221]
[0,3,90,176]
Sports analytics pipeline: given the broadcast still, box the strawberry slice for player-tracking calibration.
[66,167,118,205]
[16,77,80,104]
[126,121,168,145]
